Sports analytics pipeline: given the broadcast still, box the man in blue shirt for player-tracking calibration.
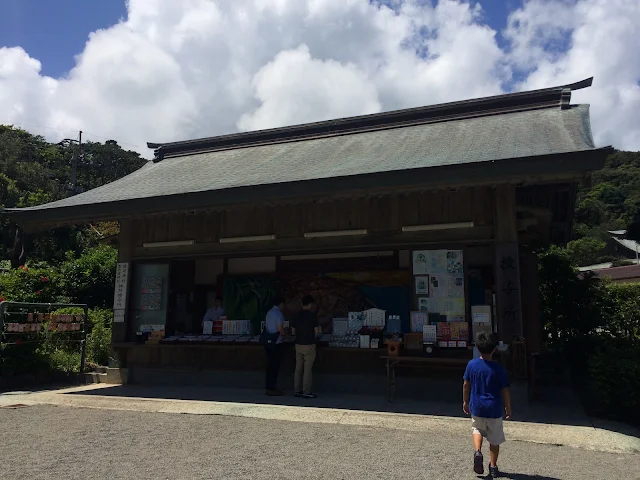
[264,296,287,396]
[463,332,512,477]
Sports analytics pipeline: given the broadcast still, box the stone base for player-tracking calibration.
[105,368,129,385]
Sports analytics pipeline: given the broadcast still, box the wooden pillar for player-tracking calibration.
[494,185,523,341]
[520,250,541,353]
[112,219,133,344]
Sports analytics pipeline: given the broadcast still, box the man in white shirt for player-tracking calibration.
[202,296,224,333]
[264,296,287,396]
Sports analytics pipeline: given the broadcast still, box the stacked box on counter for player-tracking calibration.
[222,320,252,335]
[332,318,349,337]
[347,312,364,333]
[142,325,165,344]
[363,308,386,327]
[329,318,358,348]
[328,336,359,348]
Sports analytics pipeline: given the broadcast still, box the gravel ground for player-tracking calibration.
[0,405,638,480]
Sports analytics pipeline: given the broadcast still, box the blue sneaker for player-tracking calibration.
[489,465,499,478]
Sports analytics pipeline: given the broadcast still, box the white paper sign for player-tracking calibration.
[203,320,213,335]
[113,262,130,310]
[422,324,437,343]
[114,309,125,324]
[472,312,491,324]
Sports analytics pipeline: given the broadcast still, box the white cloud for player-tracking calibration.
[238,44,381,131]
[0,0,638,156]
[506,0,640,150]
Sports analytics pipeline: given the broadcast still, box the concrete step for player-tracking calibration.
[105,368,129,385]
[95,366,108,374]
[84,372,107,384]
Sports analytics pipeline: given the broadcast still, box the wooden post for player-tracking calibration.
[112,219,132,344]
[494,185,524,341]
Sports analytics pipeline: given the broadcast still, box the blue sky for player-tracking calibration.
[0,0,127,78]
[0,0,638,153]
[1,0,519,79]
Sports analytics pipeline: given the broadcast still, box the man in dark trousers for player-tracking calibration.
[291,295,321,398]
[264,296,287,396]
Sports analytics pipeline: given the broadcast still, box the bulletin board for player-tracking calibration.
[411,249,469,343]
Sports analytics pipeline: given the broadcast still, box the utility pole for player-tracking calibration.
[61,130,82,194]
[69,130,82,191]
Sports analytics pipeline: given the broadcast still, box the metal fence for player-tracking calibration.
[0,301,87,374]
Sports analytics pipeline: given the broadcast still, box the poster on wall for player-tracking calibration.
[446,275,465,297]
[423,324,437,343]
[418,297,430,312]
[415,276,430,295]
[430,274,447,298]
[446,250,464,273]
[428,250,448,274]
[412,251,429,275]
[411,311,428,332]
[450,322,469,341]
[437,322,451,340]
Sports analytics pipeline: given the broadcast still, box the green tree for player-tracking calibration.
[0,125,144,264]
[564,237,607,267]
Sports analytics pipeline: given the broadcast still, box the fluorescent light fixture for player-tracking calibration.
[304,229,368,239]
[142,240,195,248]
[402,222,474,232]
[219,235,276,244]
[282,251,393,261]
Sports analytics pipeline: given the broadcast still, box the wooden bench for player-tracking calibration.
[381,355,469,402]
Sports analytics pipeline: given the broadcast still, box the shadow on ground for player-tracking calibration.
[60,382,639,439]
[480,474,562,480]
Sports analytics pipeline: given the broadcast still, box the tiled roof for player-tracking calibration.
[594,264,640,281]
[7,78,609,226]
[12,106,596,213]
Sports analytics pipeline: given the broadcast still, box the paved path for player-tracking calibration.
[0,404,638,480]
[0,385,639,479]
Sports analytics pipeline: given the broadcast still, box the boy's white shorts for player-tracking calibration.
[471,416,506,445]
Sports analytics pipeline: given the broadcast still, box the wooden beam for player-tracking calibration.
[495,185,518,242]
[131,226,495,260]
[494,185,524,340]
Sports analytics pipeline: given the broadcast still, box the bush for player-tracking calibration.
[0,263,59,303]
[586,339,640,425]
[85,309,113,366]
[538,247,610,353]
[50,307,113,366]
[604,283,640,340]
[58,245,117,308]
[538,247,640,425]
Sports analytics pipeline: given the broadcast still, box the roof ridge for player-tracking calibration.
[148,78,593,161]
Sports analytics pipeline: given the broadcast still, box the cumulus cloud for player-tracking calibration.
[237,44,381,131]
[0,0,639,156]
[506,0,640,151]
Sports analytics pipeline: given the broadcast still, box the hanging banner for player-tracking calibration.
[113,262,130,310]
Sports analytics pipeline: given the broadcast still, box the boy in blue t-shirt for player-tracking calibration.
[463,332,512,477]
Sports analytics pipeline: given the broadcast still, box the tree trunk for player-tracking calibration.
[10,226,26,268]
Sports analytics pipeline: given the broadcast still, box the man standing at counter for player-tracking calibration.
[291,295,320,399]
[264,296,287,396]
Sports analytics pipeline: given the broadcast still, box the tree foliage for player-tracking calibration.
[570,150,640,266]
[0,125,146,263]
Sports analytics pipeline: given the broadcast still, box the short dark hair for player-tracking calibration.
[273,295,285,307]
[301,295,315,307]
[475,332,497,354]
[215,296,223,302]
